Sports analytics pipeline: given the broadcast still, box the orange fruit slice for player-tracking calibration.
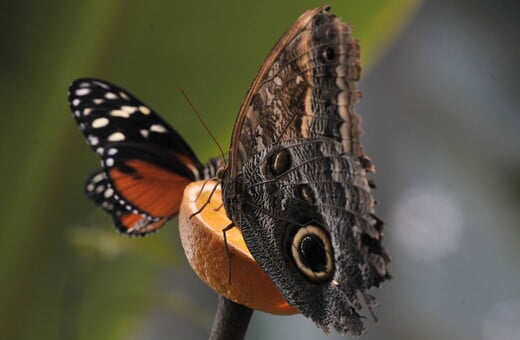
[178,181,299,315]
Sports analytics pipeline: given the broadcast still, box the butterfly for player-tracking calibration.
[69,4,390,336]
[219,5,391,335]
[69,78,221,236]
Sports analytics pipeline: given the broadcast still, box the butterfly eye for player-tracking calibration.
[267,149,291,177]
[291,225,334,281]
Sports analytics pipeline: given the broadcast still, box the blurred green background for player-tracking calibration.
[1,1,519,339]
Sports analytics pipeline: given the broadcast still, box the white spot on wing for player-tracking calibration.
[87,135,99,146]
[75,88,90,96]
[83,108,92,116]
[96,147,104,155]
[105,158,114,167]
[105,92,118,100]
[104,188,114,198]
[121,105,138,113]
[92,117,109,128]
[92,173,104,182]
[107,148,118,156]
[119,91,130,100]
[93,98,104,105]
[109,110,131,118]
[140,129,149,138]
[72,98,80,106]
[107,132,125,142]
[150,124,167,133]
[139,106,151,115]
[93,81,109,89]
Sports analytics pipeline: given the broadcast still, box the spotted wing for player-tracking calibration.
[69,78,203,235]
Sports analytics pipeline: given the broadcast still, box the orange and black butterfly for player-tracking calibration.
[68,78,220,236]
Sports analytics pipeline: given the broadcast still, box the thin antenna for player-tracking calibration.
[178,87,227,166]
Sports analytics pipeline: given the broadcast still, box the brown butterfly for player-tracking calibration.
[220,5,391,335]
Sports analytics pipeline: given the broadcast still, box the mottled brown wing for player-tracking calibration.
[229,5,366,177]
[222,6,390,335]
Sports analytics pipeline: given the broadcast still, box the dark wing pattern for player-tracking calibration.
[69,78,211,235]
[222,6,390,335]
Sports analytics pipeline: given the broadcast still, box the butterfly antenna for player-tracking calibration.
[178,88,227,166]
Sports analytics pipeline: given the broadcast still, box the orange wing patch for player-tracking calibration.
[109,159,192,218]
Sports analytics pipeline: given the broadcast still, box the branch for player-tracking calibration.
[209,295,253,340]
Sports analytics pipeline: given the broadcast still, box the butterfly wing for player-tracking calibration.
[222,6,390,334]
[69,78,203,235]
[228,5,367,177]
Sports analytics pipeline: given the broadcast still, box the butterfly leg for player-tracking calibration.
[194,177,215,202]
[189,181,221,219]
[222,222,236,285]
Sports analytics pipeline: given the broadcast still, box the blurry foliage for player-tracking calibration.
[0,1,420,339]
